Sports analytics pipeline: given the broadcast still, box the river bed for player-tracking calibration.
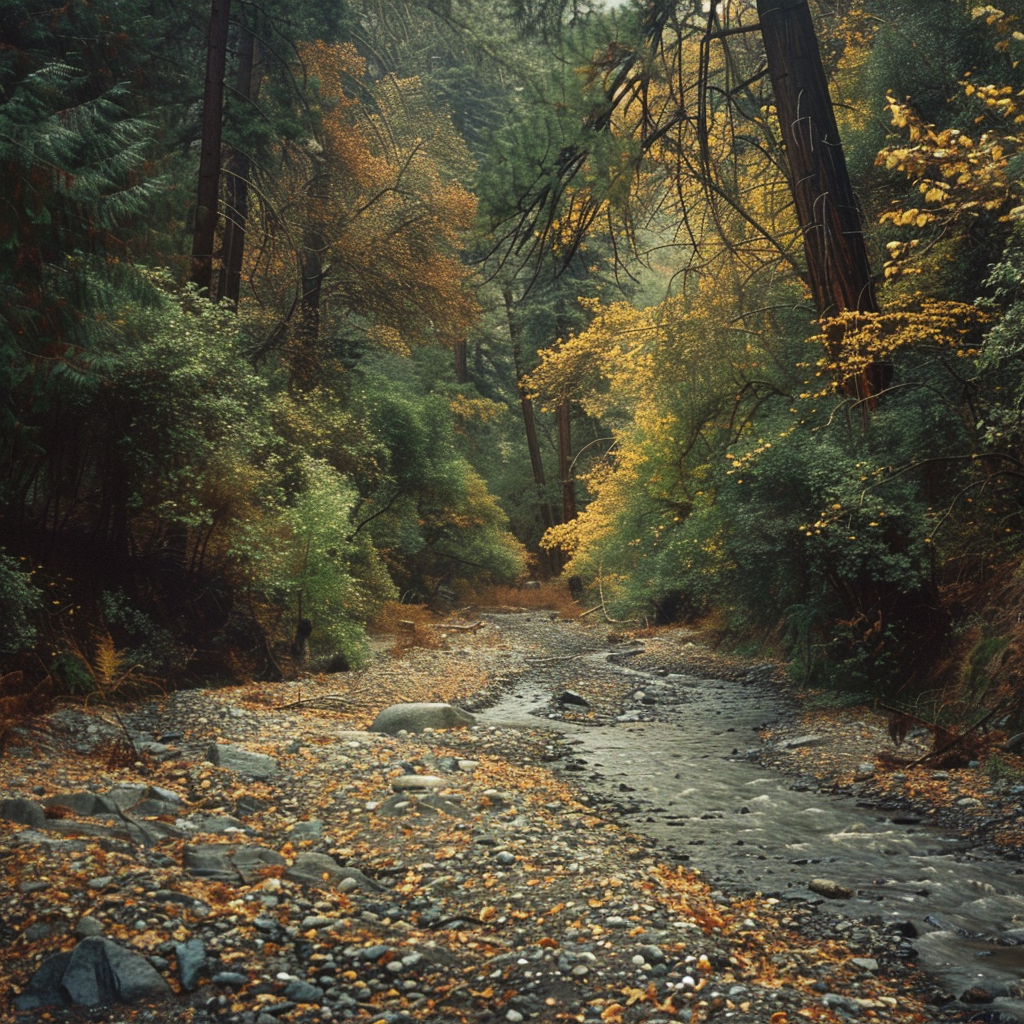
[473,614,1024,1019]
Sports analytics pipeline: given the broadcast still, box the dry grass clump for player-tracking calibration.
[368,602,444,656]
[468,582,580,618]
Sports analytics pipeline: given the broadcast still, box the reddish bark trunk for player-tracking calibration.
[757,0,886,399]
[217,16,260,307]
[190,0,232,295]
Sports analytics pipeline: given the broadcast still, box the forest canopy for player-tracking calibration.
[3,0,1024,718]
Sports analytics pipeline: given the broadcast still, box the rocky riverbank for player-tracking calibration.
[0,609,1018,1023]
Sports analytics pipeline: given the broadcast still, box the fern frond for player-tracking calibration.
[92,631,123,690]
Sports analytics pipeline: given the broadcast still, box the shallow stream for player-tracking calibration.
[474,619,1024,1018]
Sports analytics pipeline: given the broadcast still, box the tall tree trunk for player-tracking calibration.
[504,288,555,536]
[190,0,232,295]
[299,225,325,343]
[757,0,885,398]
[453,339,468,383]
[557,397,576,524]
[217,10,260,307]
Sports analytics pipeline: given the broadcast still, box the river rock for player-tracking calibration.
[0,797,46,827]
[14,937,172,1010]
[783,735,825,750]
[174,938,207,991]
[205,743,278,779]
[960,986,995,1004]
[43,792,120,817]
[368,703,476,734]
[284,852,385,891]
[392,774,446,791]
[183,843,286,882]
[808,878,853,899]
[557,690,590,707]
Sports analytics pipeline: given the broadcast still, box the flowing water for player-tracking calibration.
[474,617,1024,1018]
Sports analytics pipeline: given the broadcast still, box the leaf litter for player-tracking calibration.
[0,611,1004,1023]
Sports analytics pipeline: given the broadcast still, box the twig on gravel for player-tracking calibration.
[905,696,1012,768]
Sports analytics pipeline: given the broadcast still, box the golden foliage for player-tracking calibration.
[246,41,480,351]
[876,10,1024,278]
[801,299,990,398]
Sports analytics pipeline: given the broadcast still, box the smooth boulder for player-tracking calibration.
[14,937,171,1010]
[368,703,475,735]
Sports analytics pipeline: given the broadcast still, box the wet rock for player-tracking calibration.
[368,703,476,735]
[960,986,995,1004]
[808,878,853,899]
[206,743,279,779]
[14,937,172,1010]
[557,690,590,707]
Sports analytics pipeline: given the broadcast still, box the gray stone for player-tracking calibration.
[75,916,105,938]
[15,937,172,1010]
[419,794,471,818]
[284,852,385,891]
[206,743,278,779]
[368,702,475,735]
[284,979,324,1003]
[106,784,149,809]
[174,938,207,991]
[211,972,250,987]
[12,951,73,1010]
[0,797,46,828]
[783,735,825,750]
[183,843,285,883]
[43,792,120,817]
[130,798,185,817]
[851,957,878,972]
[1004,732,1024,755]
[808,878,853,900]
[24,919,70,942]
[391,774,446,791]
[288,819,324,838]
[191,813,247,833]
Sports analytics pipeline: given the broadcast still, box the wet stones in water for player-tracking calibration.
[808,878,853,900]
[960,985,996,1004]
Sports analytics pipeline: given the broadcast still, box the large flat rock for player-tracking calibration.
[368,703,475,735]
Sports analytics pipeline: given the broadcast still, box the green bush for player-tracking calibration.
[0,552,40,657]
